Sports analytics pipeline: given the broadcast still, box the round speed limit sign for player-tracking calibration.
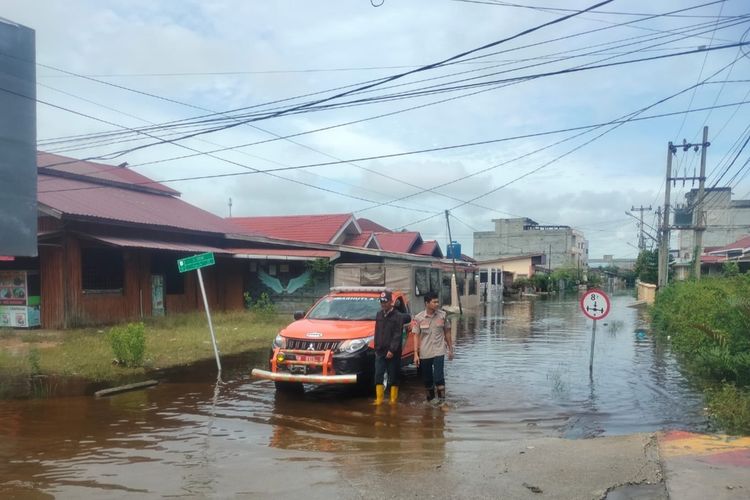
[580,289,611,320]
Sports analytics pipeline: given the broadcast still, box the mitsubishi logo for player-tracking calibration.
[307,344,316,351]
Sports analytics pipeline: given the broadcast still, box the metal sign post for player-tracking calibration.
[580,289,611,375]
[177,253,221,375]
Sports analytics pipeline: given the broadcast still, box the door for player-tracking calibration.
[151,274,165,316]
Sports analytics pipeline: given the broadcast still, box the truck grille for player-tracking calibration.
[286,339,341,351]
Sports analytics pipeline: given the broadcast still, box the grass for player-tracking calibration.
[0,310,288,383]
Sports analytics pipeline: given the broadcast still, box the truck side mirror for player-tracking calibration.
[293,311,304,320]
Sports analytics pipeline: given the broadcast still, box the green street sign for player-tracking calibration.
[177,252,215,273]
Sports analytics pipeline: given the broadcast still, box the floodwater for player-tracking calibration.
[0,293,707,498]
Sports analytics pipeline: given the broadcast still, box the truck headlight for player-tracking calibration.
[338,336,373,353]
[273,334,286,348]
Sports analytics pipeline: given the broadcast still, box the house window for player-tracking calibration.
[415,268,442,296]
[81,247,123,293]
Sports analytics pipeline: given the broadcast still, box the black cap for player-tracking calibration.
[379,290,392,303]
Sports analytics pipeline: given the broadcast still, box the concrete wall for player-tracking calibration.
[474,218,588,270]
[678,189,750,260]
[636,281,656,305]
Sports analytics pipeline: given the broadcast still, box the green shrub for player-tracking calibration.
[251,292,277,321]
[109,322,146,367]
[707,383,750,435]
[723,260,740,277]
[652,275,750,385]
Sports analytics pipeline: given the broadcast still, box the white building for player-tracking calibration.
[677,188,750,261]
[474,218,588,271]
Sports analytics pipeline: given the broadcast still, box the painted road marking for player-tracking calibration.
[660,431,750,465]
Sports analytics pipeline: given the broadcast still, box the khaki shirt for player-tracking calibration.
[413,309,450,359]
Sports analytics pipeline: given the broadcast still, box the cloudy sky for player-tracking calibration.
[4,0,750,258]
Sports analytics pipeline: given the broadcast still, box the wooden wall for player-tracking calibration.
[39,245,64,329]
[36,234,247,328]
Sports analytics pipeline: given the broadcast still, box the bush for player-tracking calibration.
[652,275,750,386]
[109,322,146,367]
[707,383,750,435]
[251,292,277,321]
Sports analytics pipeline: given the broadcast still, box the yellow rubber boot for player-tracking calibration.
[373,384,385,405]
[389,386,399,405]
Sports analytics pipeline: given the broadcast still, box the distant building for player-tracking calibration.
[589,255,636,270]
[677,187,750,261]
[473,218,588,270]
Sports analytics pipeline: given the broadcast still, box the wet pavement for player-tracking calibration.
[0,293,710,498]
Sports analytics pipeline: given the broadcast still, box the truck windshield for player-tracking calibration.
[306,296,381,321]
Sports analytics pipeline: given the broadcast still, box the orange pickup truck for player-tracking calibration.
[251,286,414,392]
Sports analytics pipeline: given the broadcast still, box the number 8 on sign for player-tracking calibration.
[580,289,610,320]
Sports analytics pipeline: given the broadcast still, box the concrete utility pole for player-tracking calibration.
[631,205,652,250]
[693,126,710,280]
[658,129,711,289]
[658,143,675,289]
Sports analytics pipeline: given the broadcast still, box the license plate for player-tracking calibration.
[290,365,306,374]
[299,355,323,363]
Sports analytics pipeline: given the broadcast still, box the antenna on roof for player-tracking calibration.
[228,197,233,217]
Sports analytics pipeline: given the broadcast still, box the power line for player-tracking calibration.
[35,98,750,196]
[33,1,739,154]
[33,36,750,175]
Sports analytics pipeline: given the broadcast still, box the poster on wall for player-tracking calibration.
[0,270,28,305]
[0,305,40,328]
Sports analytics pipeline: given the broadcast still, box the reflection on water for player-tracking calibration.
[0,293,707,497]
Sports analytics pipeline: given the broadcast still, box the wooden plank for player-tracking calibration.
[94,379,159,397]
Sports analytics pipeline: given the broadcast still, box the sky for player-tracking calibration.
[3,0,750,259]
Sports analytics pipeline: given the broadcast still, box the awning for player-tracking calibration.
[85,235,229,254]
[227,248,340,261]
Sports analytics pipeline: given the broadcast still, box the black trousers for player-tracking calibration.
[374,352,400,387]
[420,355,446,388]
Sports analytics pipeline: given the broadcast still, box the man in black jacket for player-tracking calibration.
[373,290,403,405]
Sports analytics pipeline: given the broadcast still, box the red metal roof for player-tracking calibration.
[343,231,376,248]
[37,155,237,235]
[357,218,391,233]
[38,152,179,196]
[85,235,228,254]
[227,214,355,244]
[376,231,422,253]
[414,240,443,258]
[707,235,750,254]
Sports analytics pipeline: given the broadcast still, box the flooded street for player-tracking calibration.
[0,294,707,498]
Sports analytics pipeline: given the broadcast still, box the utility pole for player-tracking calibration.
[228,197,233,217]
[630,205,652,250]
[657,129,710,289]
[693,126,710,280]
[658,143,675,290]
[445,210,463,315]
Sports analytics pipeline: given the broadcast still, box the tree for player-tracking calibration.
[633,250,658,284]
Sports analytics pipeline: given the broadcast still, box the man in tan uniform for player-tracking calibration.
[413,291,453,403]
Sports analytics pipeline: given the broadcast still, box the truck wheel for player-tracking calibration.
[274,381,303,393]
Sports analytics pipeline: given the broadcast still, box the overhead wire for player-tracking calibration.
[34,0,732,151]
[34,35,750,175]
[392,53,748,230]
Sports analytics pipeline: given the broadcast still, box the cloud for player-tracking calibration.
[5,0,749,260]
